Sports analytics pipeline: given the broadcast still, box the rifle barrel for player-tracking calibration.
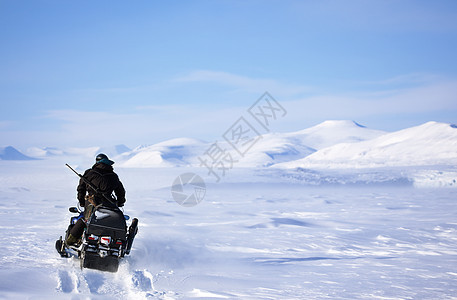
[65,163,82,177]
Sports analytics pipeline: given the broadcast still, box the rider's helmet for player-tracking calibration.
[95,153,115,165]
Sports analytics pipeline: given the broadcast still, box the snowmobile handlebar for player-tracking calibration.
[65,163,117,206]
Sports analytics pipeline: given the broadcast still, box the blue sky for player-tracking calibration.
[1,0,457,149]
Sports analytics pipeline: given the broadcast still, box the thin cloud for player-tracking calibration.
[175,70,312,97]
[284,79,457,121]
[356,73,445,87]
[40,105,246,148]
[0,121,13,130]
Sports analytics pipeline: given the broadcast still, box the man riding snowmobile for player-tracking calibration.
[66,153,126,245]
[56,153,137,272]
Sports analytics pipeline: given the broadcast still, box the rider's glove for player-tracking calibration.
[117,197,125,207]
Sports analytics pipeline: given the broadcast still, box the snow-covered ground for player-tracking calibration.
[1,159,457,299]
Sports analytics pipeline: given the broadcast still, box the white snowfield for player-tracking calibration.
[1,120,457,299]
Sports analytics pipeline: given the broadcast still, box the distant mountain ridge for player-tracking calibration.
[0,146,36,160]
[25,144,131,159]
[229,120,386,167]
[114,120,457,168]
[278,121,457,169]
[120,138,205,167]
[285,120,385,150]
[116,120,387,167]
[5,121,457,168]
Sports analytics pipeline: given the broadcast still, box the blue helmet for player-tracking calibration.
[95,153,114,165]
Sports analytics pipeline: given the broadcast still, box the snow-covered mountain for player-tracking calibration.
[116,120,385,168]
[284,120,385,150]
[5,120,387,167]
[0,146,36,160]
[278,121,457,169]
[233,133,316,167]
[119,138,207,167]
[25,146,64,157]
[26,144,131,160]
[10,121,457,168]
[231,120,384,167]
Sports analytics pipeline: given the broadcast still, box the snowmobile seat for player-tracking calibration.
[86,207,127,240]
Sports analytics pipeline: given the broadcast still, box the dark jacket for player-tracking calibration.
[77,163,126,207]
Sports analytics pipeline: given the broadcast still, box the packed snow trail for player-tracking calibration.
[1,162,457,299]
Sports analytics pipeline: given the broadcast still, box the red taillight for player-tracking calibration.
[100,236,111,245]
[88,234,98,241]
[116,240,122,245]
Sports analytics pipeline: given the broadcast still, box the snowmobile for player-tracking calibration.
[56,163,138,272]
[56,204,138,272]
